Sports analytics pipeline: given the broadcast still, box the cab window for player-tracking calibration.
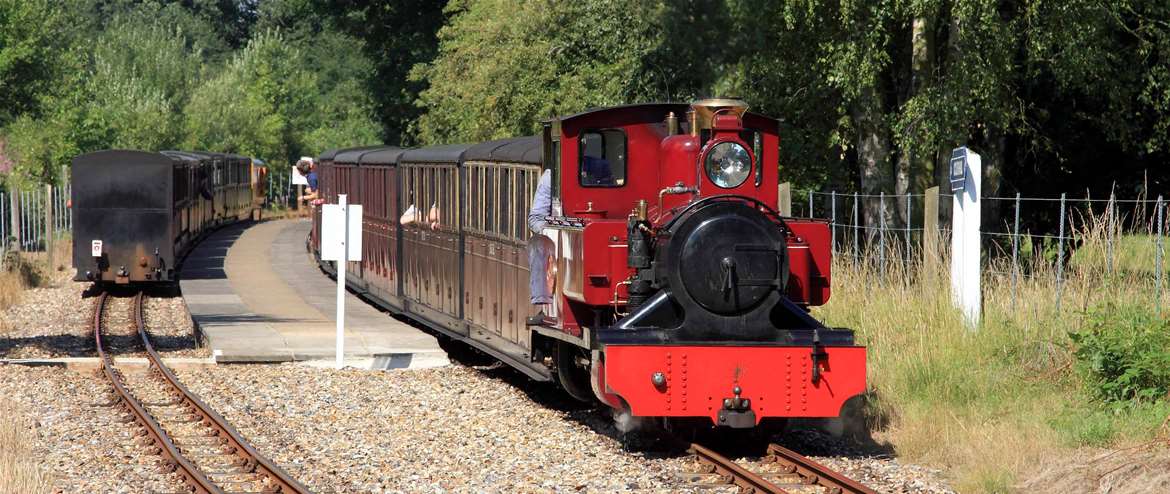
[579,129,626,187]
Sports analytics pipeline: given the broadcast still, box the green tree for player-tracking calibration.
[0,0,67,124]
[412,0,712,145]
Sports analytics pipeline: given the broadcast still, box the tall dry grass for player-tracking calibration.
[814,209,1168,492]
[0,400,50,493]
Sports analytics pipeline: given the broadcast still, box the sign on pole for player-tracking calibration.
[949,147,981,328]
[321,195,362,368]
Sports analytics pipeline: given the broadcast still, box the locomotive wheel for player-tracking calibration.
[556,341,594,402]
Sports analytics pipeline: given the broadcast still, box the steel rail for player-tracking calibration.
[130,292,312,494]
[95,291,312,494]
[766,443,878,494]
[688,442,788,494]
[94,291,222,494]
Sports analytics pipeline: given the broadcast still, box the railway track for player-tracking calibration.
[684,442,877,494]
[94,291,311,494]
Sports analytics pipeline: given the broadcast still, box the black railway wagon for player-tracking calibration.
[72,149,253,284]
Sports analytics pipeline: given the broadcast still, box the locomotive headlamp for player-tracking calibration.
[704,142,752,188]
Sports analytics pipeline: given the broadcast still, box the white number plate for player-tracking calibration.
[91,240,102,257]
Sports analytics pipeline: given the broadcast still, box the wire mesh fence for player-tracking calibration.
[265,166,295,209]
[0,183,73,256]
[784,185,1168,310]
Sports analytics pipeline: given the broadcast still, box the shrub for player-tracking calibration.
[1069,303,1170,404]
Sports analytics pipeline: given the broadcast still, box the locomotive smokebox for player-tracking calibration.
[618,197,792,341]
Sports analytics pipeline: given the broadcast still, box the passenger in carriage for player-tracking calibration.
[296,157,320,205]
[400,201,441,230]
[527,169,554,306]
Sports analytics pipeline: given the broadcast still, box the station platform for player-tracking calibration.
[179,218,448,369]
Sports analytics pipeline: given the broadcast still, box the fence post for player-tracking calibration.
[1011,193,1021,312]
[904,193,911,267]
[778,183,792,216]
[1157,195,1164,314]
[0,192,5,255]
[830,191,837,256]
[1056,193,1067,310]
[45,184,53,268]
[11,190,20,252]
[924,187,939,266]
[1107,191,1115,275]
[879,192,886,281]
[852,192,859,266]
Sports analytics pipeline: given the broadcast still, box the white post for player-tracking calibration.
[949,147,982,328]
[336,193,348,369]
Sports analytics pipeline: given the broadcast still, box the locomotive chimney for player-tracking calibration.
[690,98,750,132]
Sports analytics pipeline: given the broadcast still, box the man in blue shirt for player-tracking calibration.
[527,169,554,305]
[297,157,319,203]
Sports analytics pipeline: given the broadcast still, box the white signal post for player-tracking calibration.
[949,147,981,328]
[336,195,347,369]
[321,194,362,369]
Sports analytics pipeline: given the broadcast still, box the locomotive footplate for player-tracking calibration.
[599,342,867,427]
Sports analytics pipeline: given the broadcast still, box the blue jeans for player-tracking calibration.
[528,235,554,304]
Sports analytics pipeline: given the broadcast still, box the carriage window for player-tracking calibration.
[579,129,626,187]
[485,167,496,235]
[499,167,512,238]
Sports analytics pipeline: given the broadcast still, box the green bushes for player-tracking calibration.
[1070,303,1170,404]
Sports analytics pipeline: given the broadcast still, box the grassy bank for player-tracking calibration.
[815,223,1169,492]
[0,400,50,492]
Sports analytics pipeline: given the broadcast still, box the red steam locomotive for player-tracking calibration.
[312,99,866,429]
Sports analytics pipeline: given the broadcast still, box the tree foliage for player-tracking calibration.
[0,0,1167,207]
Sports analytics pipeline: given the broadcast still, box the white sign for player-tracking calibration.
[291,165,309,186]
[322,194,362,369]
[91,240,103,257]
[950,147,981,328]
[321,203,362,261]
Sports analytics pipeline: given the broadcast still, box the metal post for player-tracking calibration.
[1107,192,1115,275]
[1011,193,1021,312]
[879,192,886,280]
[1157,196,1164,313]
[905,193,912,265]
[852,192,859,266]
[830,191,837,256]
[19,190,26,250]
[1056,193,1066,309]
[45,184,53,266]
[1,192,6,253]
[336,193,348,369]
[808,190,813,218]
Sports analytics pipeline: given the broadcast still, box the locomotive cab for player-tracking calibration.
[534,100,863,428]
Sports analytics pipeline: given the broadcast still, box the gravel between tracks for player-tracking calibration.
[0,365,189,493]
[0,284,207,359]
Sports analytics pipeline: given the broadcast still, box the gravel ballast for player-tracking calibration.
[0,365,190,493]
[0,284,207,359]
[175,362,957,494]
